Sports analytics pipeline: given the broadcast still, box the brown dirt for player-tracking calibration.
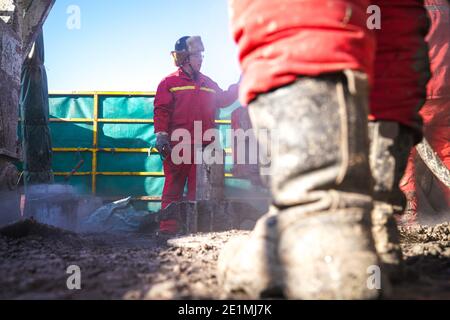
[393,223,450,299]
[0,219,449,300]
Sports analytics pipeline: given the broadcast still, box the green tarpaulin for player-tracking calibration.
[19,30,53,185]
[40,94,267,211]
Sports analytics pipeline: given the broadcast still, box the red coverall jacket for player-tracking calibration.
[154,68,239,143]
[154,68,238,227]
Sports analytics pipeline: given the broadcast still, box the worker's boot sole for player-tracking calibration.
[219,196,385,299]
[218,208,284,298]
[278,196,382,299]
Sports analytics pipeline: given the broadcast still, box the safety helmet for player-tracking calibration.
[171,36,204,67]
[174,36,190,52]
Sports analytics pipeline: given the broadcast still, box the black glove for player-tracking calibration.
[155,132,171,160]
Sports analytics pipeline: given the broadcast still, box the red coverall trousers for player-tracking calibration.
[399,0,450,223]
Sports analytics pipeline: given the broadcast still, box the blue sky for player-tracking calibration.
[43,0,241,92]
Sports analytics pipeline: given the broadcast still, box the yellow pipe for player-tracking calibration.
[98,148,157,153]
[53,147,225,154]
[53,147,159,153]
[97,172,165,177]
[103,195,269,202]
[93,91,156,96]
[132,196,162,201]
[49,91,95,96]
[54,172,91,176]
[97,119,154,123]
[102,195,269,202]
[92,151,97,194]
[50,118,229,124]
[49,91,156,96]
[54,172,165,177]
[53,148,93,152]
[49,118,155,124]
[54,172,234,177]
[92,94,99,195]
[102,196,162,201]
[49,118,93,123]
[94,91,156,96]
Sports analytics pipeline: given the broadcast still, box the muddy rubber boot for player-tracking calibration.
[218,71,385,299]
[368,121,417,282]
[217,206,284,298]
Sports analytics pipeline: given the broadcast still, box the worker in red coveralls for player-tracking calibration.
[399,0,450,226]
[217,1,431,299]
[154,36,239,236]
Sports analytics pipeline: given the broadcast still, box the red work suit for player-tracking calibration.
[230,0,430,135]
[154,68,238,231]
[399,0,450,224]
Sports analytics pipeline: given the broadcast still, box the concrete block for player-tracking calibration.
[196,148,225,201]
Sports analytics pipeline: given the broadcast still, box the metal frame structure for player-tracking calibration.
[49,91,234,201]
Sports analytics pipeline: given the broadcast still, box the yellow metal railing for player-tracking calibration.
[49,91,234,197]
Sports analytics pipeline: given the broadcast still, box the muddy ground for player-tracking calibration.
[0,219,449,300]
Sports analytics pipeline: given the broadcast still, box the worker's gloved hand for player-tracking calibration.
[155,132,171,160]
